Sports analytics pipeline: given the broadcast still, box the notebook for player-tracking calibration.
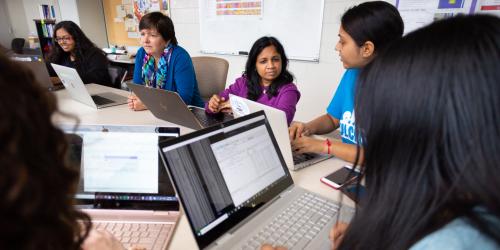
[159,111,340,250]
[51,63,127,109]
[11,55,64,91]
[126,82,233,130]
[229,94,332,171]
[62,124,181,250]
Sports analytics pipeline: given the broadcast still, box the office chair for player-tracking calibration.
[192,56,229,102]
[11,38,25,54]
[108,65,128,89]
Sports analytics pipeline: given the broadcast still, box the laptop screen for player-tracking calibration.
[62,124,180,210]
[159,111,294,248]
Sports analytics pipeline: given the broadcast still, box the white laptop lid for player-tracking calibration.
[62,124,181,211]
[229,94,295,170]
[51,63,99,108]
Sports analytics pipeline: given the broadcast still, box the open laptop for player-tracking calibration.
[10,55,64,91]
[229,94,332,171]
[51,63,127,109]
[62,124,181,250]
[159,111,341,250]
[126,82,233,130]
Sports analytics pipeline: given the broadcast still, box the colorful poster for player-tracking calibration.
[215,0,262,16]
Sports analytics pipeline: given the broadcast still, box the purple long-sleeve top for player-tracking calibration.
[205,76,301,125]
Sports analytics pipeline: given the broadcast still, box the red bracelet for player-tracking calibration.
[325,138,331,155]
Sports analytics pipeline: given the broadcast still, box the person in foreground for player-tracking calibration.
[206,36,300,125]
[263,14,500,250]
[129,12,204,110]
[289,1,403,163]
[0,54,136,249]
[46,20,112,87]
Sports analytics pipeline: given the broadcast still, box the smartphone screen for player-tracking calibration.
[320,166,360,189]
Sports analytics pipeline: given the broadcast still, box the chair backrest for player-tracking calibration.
[192,56,229,102]
[11,38,25,54]
[108,65,127,89]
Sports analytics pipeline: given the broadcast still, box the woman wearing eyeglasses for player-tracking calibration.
[46,21,112,87]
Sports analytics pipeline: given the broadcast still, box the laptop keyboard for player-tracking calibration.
[91,95,115,105]
[94,221,173,250]
[292,152,322,165]
[241,192,338,250]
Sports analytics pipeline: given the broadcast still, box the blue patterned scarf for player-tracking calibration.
[141,44,173,89]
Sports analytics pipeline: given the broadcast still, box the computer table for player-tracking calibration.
[54,84,354,250]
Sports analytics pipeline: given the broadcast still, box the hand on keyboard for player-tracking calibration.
[291,136,325,155]
[260,243,287,250]
[82,228,126,250]
[330,222,349,250]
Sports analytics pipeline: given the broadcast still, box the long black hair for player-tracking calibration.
[0,54,90,249]
[342,1,403,53]
[139,12,178,46]
[49,21,103,64]
[244,36,294,101]
[339,15,500,250]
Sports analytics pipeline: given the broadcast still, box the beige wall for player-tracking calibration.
[77,0,108,48]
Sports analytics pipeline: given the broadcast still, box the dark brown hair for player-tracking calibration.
[0,54,91,249]
[139,12,178,45]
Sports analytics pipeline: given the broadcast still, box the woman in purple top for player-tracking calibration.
[205,36,300,125]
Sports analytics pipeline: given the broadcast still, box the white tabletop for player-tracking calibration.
[54,84,354,250]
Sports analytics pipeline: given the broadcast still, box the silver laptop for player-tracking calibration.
[51,63,127,109]
[126,82,233,130]
[63,124,181,250]
[159,111,341,250]
[229,94,332,171]
[11,55,64,91]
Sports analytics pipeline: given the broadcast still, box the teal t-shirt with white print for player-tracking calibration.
[327,68,359,144]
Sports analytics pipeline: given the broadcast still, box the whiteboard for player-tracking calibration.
[199,0,325,62]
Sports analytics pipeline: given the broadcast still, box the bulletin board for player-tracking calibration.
[102,0,170,47]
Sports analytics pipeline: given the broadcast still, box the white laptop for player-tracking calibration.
[62,124,181,250]
[229,94,332,171]
[51,63,127,109]
[159,111,345,250]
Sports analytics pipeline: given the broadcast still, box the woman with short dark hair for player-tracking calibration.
[129,12,204,110]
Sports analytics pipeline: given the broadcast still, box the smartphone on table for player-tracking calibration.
[320,165,361,189]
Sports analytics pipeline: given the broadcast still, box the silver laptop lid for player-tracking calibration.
[158,111,294,249]
[62,124,180,211]
[126,82,204,130]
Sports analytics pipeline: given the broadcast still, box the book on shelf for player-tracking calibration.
[38,4,56,20]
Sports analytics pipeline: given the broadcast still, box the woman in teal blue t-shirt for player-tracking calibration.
[289,1,403,164]
[128,12,203,110]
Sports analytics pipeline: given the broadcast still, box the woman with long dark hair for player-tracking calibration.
[47,20,111,87]
[289,1,403,163]
[206,36,300,125]
[0,54,124,249]
[334,14,500,250]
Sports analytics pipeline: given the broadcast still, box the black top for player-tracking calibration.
[47,47,112,87]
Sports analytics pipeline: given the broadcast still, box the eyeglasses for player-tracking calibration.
[55,36,72,43]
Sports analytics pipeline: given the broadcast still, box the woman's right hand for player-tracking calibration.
[127,93,147,111]
[289,121,312,141]
[330,222,349,250]
[208,94,225,112]
[82,229,125,250]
